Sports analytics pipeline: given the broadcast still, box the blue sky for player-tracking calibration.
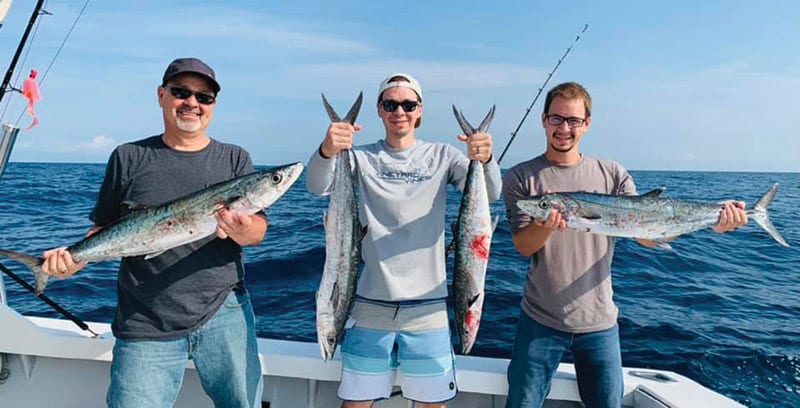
[1,0,798,172]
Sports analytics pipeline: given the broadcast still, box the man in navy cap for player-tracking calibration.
[41,57,265,407]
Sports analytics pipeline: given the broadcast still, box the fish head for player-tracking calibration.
[460,293,484,354]
[316,313,338,361]
[516,194,570,222]
[246,162,304,209]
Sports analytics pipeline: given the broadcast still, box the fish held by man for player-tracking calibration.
[515,184,789,248]
[0,162,305,295]
[315,92,365,361]
[452,104,499,354]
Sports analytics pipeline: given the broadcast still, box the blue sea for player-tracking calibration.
[0,162,798,407]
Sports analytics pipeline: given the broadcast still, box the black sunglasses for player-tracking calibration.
[380,99,419,113]
[166,86,216,105]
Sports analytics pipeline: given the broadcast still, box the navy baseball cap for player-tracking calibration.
[161,57,220,93]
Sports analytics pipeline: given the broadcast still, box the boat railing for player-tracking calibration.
[0,263,6,305]
[0,123,19,180]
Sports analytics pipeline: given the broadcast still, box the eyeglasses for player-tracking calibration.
[166,86,216,105]
[545,114,586,128]
[380,99,419,113]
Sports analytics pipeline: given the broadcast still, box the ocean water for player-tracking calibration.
[0,162,798,407]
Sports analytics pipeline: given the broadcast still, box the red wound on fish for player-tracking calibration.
[470,234,490,259]
[466,309,480,329]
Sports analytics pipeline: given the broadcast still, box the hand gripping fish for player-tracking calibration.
[315,92,365,361]
[0,162,305,294]
[452,105,500,354]
[516,185,789,248]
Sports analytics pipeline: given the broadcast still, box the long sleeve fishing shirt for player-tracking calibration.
[307,139,502,302]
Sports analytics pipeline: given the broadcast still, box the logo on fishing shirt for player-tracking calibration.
[374,165,431,183]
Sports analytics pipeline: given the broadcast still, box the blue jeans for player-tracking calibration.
[506,311,623,408]
[107,290,263,408]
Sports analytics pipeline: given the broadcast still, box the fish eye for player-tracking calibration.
[271,173,283,184]
[538,201,549,209]
[327,336,336,345]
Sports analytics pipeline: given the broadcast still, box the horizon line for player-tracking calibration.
[4,161,799,174]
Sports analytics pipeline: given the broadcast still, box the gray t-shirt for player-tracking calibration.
[307,139,502,301]
[91,135,254,339]
[502,154,636,333]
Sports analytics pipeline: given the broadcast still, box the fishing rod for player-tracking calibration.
[0,0,48,178]
[0,262,99,337]
[496,23,588,165]
[11,0,90,126]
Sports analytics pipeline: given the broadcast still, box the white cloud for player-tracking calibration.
[4,1,797,172]
[73,135,114,152]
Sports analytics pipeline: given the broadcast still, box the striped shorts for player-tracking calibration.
[337,298,457,403]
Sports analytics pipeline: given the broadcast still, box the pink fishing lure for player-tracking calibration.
[21,69,41,130]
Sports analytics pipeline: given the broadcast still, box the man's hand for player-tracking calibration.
[319,122,363,159]
[41,247,83,277]
[215,208,268,245]
[40,225,99,277]
[712,200,748,233]
[533,208,567,231]
[511,208,566,257]
[458,131,493,164]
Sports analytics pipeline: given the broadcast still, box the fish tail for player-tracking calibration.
[750,184,789,248]
[0,249,48,294]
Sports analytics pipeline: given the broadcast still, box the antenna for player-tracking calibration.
[497,24,588,165]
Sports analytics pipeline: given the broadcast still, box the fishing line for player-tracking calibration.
[496,23,588,165]
[12,0,92,126]
[0,261,99,337]
[0,0,47,122]
[445,25,589,257]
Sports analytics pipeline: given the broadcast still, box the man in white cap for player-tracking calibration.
[307,73,503,407]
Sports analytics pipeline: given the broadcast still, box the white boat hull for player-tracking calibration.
[0,301,743,407]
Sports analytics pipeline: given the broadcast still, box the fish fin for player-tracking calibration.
[648,239,673,250]
[330,282,339,304]
[641,187,666,197]
[121,200,148,212]
[0,248,49,294]
[321,93,341,122]
[342,92,363,125]
[445,222,457,258]
[477,105,496,133]
[581,210,603,220]
[144,250,167,260]
[468,292,482,308]
[750,183,789,247]
[452,105,477,135]
[753,183,778,211]
[321,92,363,125]
[223,195,243,207]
